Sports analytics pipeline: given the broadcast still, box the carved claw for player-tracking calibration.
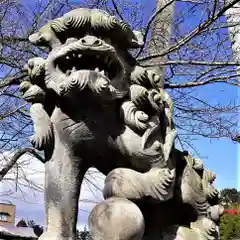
[148,89,164,113]
[103,167,175,202]
[130,66,148,86]
[205,186,219,200]
[29,128,53,151]
[20,81,33,93]
[144,168,175,201]
[191,218,218,239]
[29,135,42,150]
[22,84,46,102]
[129,84,148,108]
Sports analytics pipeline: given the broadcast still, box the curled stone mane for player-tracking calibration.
[39,8,143,49]
[22,8,223,240]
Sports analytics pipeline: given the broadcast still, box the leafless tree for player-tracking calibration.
[136,0,240,149]
[0,0,71,197]
[0,0,239,198]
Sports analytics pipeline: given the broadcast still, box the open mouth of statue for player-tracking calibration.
[55,51,123,81]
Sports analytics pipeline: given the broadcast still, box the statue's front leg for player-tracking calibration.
[39,138,88,240]
[104,167,175,202]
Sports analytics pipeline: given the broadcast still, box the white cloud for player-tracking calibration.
[0,152,105,229]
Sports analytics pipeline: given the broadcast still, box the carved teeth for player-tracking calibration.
[72,66,76,71]
[72,53,76,57]
[56,65,60,72]
[100,70,105,75]
[95,67,100,72]
[78,54,81,58]
[66,56,70,60]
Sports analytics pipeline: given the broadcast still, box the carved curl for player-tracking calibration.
[30,8,144,49]
[120,101,149,132]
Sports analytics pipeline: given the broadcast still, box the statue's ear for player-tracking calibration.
[132,30,144,47]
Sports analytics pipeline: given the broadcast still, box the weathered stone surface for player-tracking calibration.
[21,8,223,240]
[89,197,145,240]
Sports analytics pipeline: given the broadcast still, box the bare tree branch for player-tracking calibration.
[139,59,240,66]
[0,148,45,182]
[111,0,124,21]
[165,74,240,88]
[139,0,240,61]
[0,74,27,89]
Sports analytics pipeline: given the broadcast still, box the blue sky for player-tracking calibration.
[0,0,239,229]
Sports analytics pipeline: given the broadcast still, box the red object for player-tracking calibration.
[224,209,238,215]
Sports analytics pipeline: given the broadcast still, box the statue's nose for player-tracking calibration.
[79,36,103,47]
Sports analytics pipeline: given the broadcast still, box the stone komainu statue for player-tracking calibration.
[20,8,223,240]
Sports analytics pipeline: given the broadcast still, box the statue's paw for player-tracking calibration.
[103,168,145,200]
[145,168,175,201]
[29,129,53,150]
[29,135,43,150]
[19,81,33,94]
[148,89,164,113]
[206,186,219,199]
[208,205,224,222]
[191,218,218,239]
[129,84,149,107]
[24,57,46,83]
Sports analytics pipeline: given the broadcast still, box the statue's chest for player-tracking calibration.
[57,118,94,141]
[51,107,120,153]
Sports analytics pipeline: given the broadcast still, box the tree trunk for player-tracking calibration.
[225,2,240,77]
[148,0,175,78]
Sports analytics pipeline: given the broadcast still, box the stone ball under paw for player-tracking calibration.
[88,197,145,240]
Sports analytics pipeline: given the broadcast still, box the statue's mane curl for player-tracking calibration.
[48,8,142,48]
